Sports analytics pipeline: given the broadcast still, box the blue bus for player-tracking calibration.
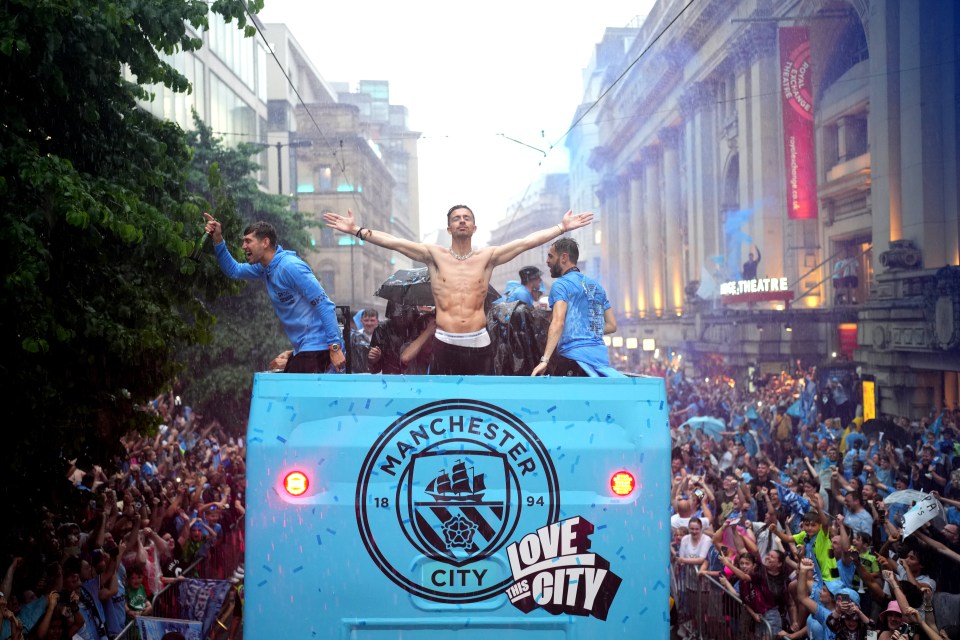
[244,373,670,638]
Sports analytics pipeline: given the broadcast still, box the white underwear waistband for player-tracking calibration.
[435,328,491,348]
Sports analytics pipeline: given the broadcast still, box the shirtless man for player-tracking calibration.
[322,205,593,375]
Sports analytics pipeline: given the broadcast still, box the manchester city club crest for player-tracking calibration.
[356,399,559,603]
[404,448,513,565]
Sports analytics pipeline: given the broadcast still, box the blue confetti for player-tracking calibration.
[616,546,624,555]
[266,403,273,413]
[653,579,666,590]
[349,401,355,412]
[249,437,263,443]
[365,399,371,409]
[456,376,464,384]
[622,616,629,624]
[276,436,287,443]
[564,423,575,430]
[639,607,648,616]
[316,535,322,546]
[252,428,264,433]
[318,458,326,466]
[597,524,607,530]
[659,400,664,410]
[293,566,303,573]
[262,565,272,573]
[547,405,557,413]
[257,580,267,587]
[289,413,297,422]
[328,399,339,407]
[326,528,336,535]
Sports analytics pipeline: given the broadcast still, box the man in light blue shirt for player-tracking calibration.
[505,266,542,307]
[531,237,620,377]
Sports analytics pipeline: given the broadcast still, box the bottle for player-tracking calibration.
[189,231,211,262]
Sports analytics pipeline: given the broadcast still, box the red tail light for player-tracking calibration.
[610,471,635,496]
[284,471,309,496]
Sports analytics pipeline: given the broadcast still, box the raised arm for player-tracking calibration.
[490,210,593,266]
[323,209,433,264]
[796,558,819,615]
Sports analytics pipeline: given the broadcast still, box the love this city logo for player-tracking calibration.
[356,399,621,619]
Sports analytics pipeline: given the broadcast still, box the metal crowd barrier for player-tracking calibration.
[112,524,245,640]
[671,562,774,640]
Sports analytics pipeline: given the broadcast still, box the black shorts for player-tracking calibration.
[546,353,588,377]
[283,350,332,374]
[429,338,493,376]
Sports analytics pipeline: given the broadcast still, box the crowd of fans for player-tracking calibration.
[10,301,959,640]
[0,390,245,640]
[668,361,960,639]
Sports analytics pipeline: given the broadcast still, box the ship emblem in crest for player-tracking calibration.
[406,449,512,565]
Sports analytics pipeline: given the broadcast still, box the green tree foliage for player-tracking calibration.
[0,0,262,509]
[181,117,314,429]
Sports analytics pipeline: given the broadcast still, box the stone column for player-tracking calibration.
[597,175,620,314]
[616,174,633,317]
[868,0,903,265]
[628,162,645,317]
[681,81,719,287]
[661,127,684,315]
[643,146,664,318]
[897,0,958,267]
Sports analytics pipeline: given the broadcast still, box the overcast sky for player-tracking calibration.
[258,1,655,242]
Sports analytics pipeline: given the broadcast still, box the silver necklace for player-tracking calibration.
[449,248,474,261]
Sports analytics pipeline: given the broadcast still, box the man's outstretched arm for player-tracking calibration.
[203,212,261,280]
[323,209,432,264]
[490,210,593,266]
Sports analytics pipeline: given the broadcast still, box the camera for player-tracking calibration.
[835,592,851,603]
[134,501,142,510]
[693,489,705,499]
[899,622,912,634]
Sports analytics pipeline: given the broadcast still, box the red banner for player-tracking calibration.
[779,27,818,220]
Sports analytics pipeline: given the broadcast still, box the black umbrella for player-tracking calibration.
[860,418,910,446]
[375,267,500,308]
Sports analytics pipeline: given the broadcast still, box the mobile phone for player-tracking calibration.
[694,489,704,499]
[835,593,851,603]
[899,623,912,634]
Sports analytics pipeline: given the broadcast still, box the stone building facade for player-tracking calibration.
[572,0,959,414]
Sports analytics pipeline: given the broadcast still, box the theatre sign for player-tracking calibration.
[720,277,794,304]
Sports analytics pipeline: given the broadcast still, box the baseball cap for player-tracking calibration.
[825,580,860,606]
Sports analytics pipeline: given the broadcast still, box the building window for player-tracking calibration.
[319,270,336,297]
[316,165,333,191]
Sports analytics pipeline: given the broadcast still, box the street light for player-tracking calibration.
[253,139,313,194]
